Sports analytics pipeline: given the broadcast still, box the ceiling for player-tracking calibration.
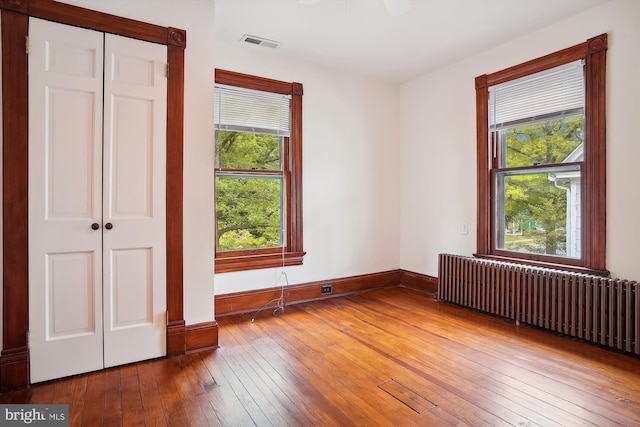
[214,0,611,84]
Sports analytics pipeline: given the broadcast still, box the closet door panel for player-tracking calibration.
[109,97,154,217]
[109,248,153,329]
[28,18,105,383]
[102,33,167,367]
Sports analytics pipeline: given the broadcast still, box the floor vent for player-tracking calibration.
[378,379,436,414]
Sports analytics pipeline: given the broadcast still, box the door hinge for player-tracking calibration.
[25,36,30,55]
[165,63,169,78]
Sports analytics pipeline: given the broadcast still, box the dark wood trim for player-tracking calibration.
[214,69,305,273]
[166,320,186,357]
[0,347,29,392]
[584,34,607,272]
[475,75,490,256]
[167,27,186,48]
[1,8,29,391]
[475,34,607,272]
[214,251,305,274]
[28,0,168,44]
[186,321,219,353]
[215,270,402,317]
[214,269,441,317]
[399,270,438,294]
[290,82,304,260]
[215,68,294,95]
[0,0,187,391]
[586,34,608,55]
[483,35,604,87]
[166,41,186,342]
[0,0,27,13]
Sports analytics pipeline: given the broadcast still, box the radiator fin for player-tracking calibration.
[438,254,639,356]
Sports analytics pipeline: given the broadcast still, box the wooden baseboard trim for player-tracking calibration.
[186,321,219,353]
[166,320,186,357]
[214,269,439,318]
[215,270,402,317]
[0,346,30,391]
[400,270,438,294]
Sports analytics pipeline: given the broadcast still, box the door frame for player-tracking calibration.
[1,0,186,390]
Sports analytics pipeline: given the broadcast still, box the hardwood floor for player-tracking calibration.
[2,286,639,426]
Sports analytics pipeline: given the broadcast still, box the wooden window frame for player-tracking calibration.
[214,69,305,273]
[474,34,608,275]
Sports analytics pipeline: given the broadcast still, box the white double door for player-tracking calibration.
[28,18,168,383]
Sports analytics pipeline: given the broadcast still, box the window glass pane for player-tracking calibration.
[216,175,283,251]
[215,130,282,171]
[502,115,584,168]
[496,167,581,259]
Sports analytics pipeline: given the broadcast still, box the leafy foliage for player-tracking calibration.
[504,116,583,167]
[215,130,281,170]
[215,131,283,251]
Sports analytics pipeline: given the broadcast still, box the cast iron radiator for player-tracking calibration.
[438,253,639,356]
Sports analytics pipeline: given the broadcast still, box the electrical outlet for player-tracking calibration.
[321,285,333,294]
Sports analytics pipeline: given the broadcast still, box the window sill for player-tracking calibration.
[215,251,306,273]
[473,253,610,277]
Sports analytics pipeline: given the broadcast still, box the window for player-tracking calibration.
[475,34,608,274]
[214,69,304,273]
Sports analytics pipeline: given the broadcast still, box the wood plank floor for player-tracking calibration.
[2,286,639,426]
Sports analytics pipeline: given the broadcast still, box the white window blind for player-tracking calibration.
[489,60,584,130]
[214,84,291,136]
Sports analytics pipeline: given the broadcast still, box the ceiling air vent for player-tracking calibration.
[240,34,281,49]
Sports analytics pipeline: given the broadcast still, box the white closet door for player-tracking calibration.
[102,34,167,367]
[28,18,105,383]
[28,19,168,383]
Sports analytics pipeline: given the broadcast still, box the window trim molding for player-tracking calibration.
[214,69,305,273]
[474,34,608,274]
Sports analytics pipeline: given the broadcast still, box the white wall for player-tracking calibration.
[399,0,640,280]
[28,0,217,325]
[213,42,401,295]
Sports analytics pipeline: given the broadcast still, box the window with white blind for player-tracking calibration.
[491,61,584,259]
[475,35,608,273]
[215,84,291,136]
[214,69,305,273]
